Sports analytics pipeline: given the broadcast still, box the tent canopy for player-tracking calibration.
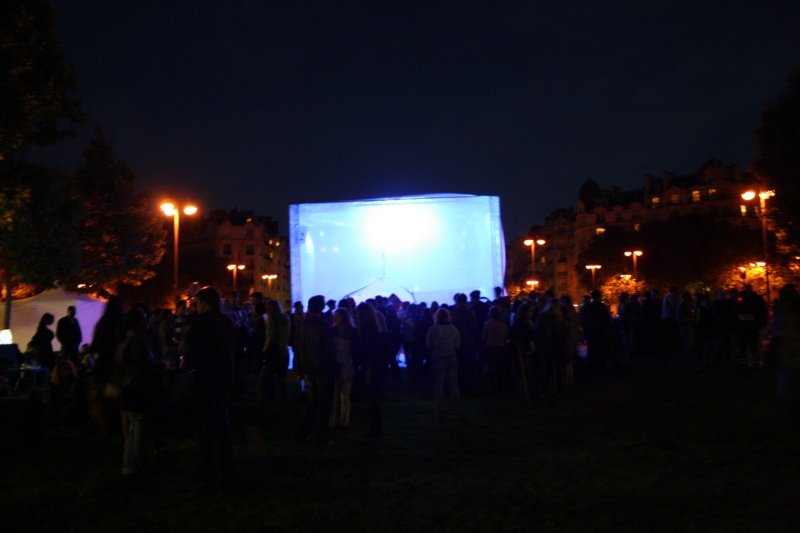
[4,288,106,352]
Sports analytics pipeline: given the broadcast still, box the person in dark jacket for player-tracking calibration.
[56,306,82,362]
[179,286,236,490]
[117,310,159,477]
[294,295,336,444]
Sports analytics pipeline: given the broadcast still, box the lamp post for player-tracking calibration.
[523,237,546,276]
[227,264,245,291]
[161,202,198,307]
[623,250,643,278]
[262,274,277,296]
[525,280,539,291]
[585,264,602,286]
[742,189,775,304]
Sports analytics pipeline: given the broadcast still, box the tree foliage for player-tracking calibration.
[0,0,85,161]
[576,216,765,291]
[0,160,81,312]
[753,69,800,245]
[67,130,166,294]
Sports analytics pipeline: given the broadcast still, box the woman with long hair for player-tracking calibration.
[426,307,461,413]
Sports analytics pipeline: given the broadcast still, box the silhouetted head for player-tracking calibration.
[195,286,222,312]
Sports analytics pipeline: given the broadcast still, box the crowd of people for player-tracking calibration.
[9,280,800,491]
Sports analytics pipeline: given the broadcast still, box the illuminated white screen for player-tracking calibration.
[289,194,505,305]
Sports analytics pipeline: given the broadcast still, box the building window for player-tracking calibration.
[557,254,567,263]
[595,227,606,236]
[708,188,717,197]
[222,243,231,256]
[246,228,253,238]
[691,190,701,202]
[740,205,747,217]
[559,282,568,291]
[634,223,641,231]
[670,194,680,204]
[557,271,567,279]
[246,244,254,255]
[651,197,661,206]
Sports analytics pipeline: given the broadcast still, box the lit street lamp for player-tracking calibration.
[525,279,539,290]
[741,189,775,304]
[161,202,198,307]
[227,264,245,291]
[262,273,277,295]
[585,264,602,286]
[523,237,546,276]
[623,250,643,278]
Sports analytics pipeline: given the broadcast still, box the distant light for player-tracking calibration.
[0,329,12,345]
[184,205,198,215]
[741,191,756,201]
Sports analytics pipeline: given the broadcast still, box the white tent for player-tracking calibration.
[4,288,106,352]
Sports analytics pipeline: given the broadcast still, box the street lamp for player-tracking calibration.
[523,237,546,276]
[525,280,539,290]
[262,274,277,295]
[623,250,643,278]
[227,264,245,291]
[161,201,198,307]
[585,264,602,286]
[741,189,775,304]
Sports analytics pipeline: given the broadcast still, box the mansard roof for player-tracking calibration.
[578,178,643,211]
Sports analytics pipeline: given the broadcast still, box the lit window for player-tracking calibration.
[670,194,680,204]
[708,188,717,196]
[595,227,606,235]
[740,205,747,216]
[651,197,660,206]
[634,223,641,231]
[691,190,701,202]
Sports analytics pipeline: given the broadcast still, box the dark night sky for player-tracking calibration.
[48,0,800,238]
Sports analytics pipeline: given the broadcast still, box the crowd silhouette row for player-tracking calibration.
[11,280,800,491]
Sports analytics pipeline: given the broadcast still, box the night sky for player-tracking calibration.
[48,1,800,238]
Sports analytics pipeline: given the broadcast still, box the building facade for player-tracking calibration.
[514,160,764,299]
[182,209,291,307]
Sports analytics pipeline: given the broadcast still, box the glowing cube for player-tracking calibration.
[289,194,505,305]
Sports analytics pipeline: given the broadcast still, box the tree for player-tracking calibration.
[0,0,85,327]
[0,0,85,162]
[67,130,166,295]
[576,216,764,292]
[753,70,800,246]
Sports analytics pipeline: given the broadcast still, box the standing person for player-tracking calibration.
[288,301,305,387]
[179,286,236,491]
[117,310,159,478]
[29,313,56,370]
[56,306,82,362]
[581,290,611,375]
[294,295,335,444]
[329,308,356,429]
[90,296,125,434]
[482,306,510,396]
[261,299,290,402]
[451,293,477,395]
[426,307,461,414]
[355,302,384,438]
[558,295,580,389]
[738,284,768,368]
[771,285,800,428]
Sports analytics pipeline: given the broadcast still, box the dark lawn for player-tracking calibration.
[4,361,799,532]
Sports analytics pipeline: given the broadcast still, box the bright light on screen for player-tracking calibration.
[290,194,505,305]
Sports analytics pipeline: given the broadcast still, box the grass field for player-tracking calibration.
[4,359,799,532]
